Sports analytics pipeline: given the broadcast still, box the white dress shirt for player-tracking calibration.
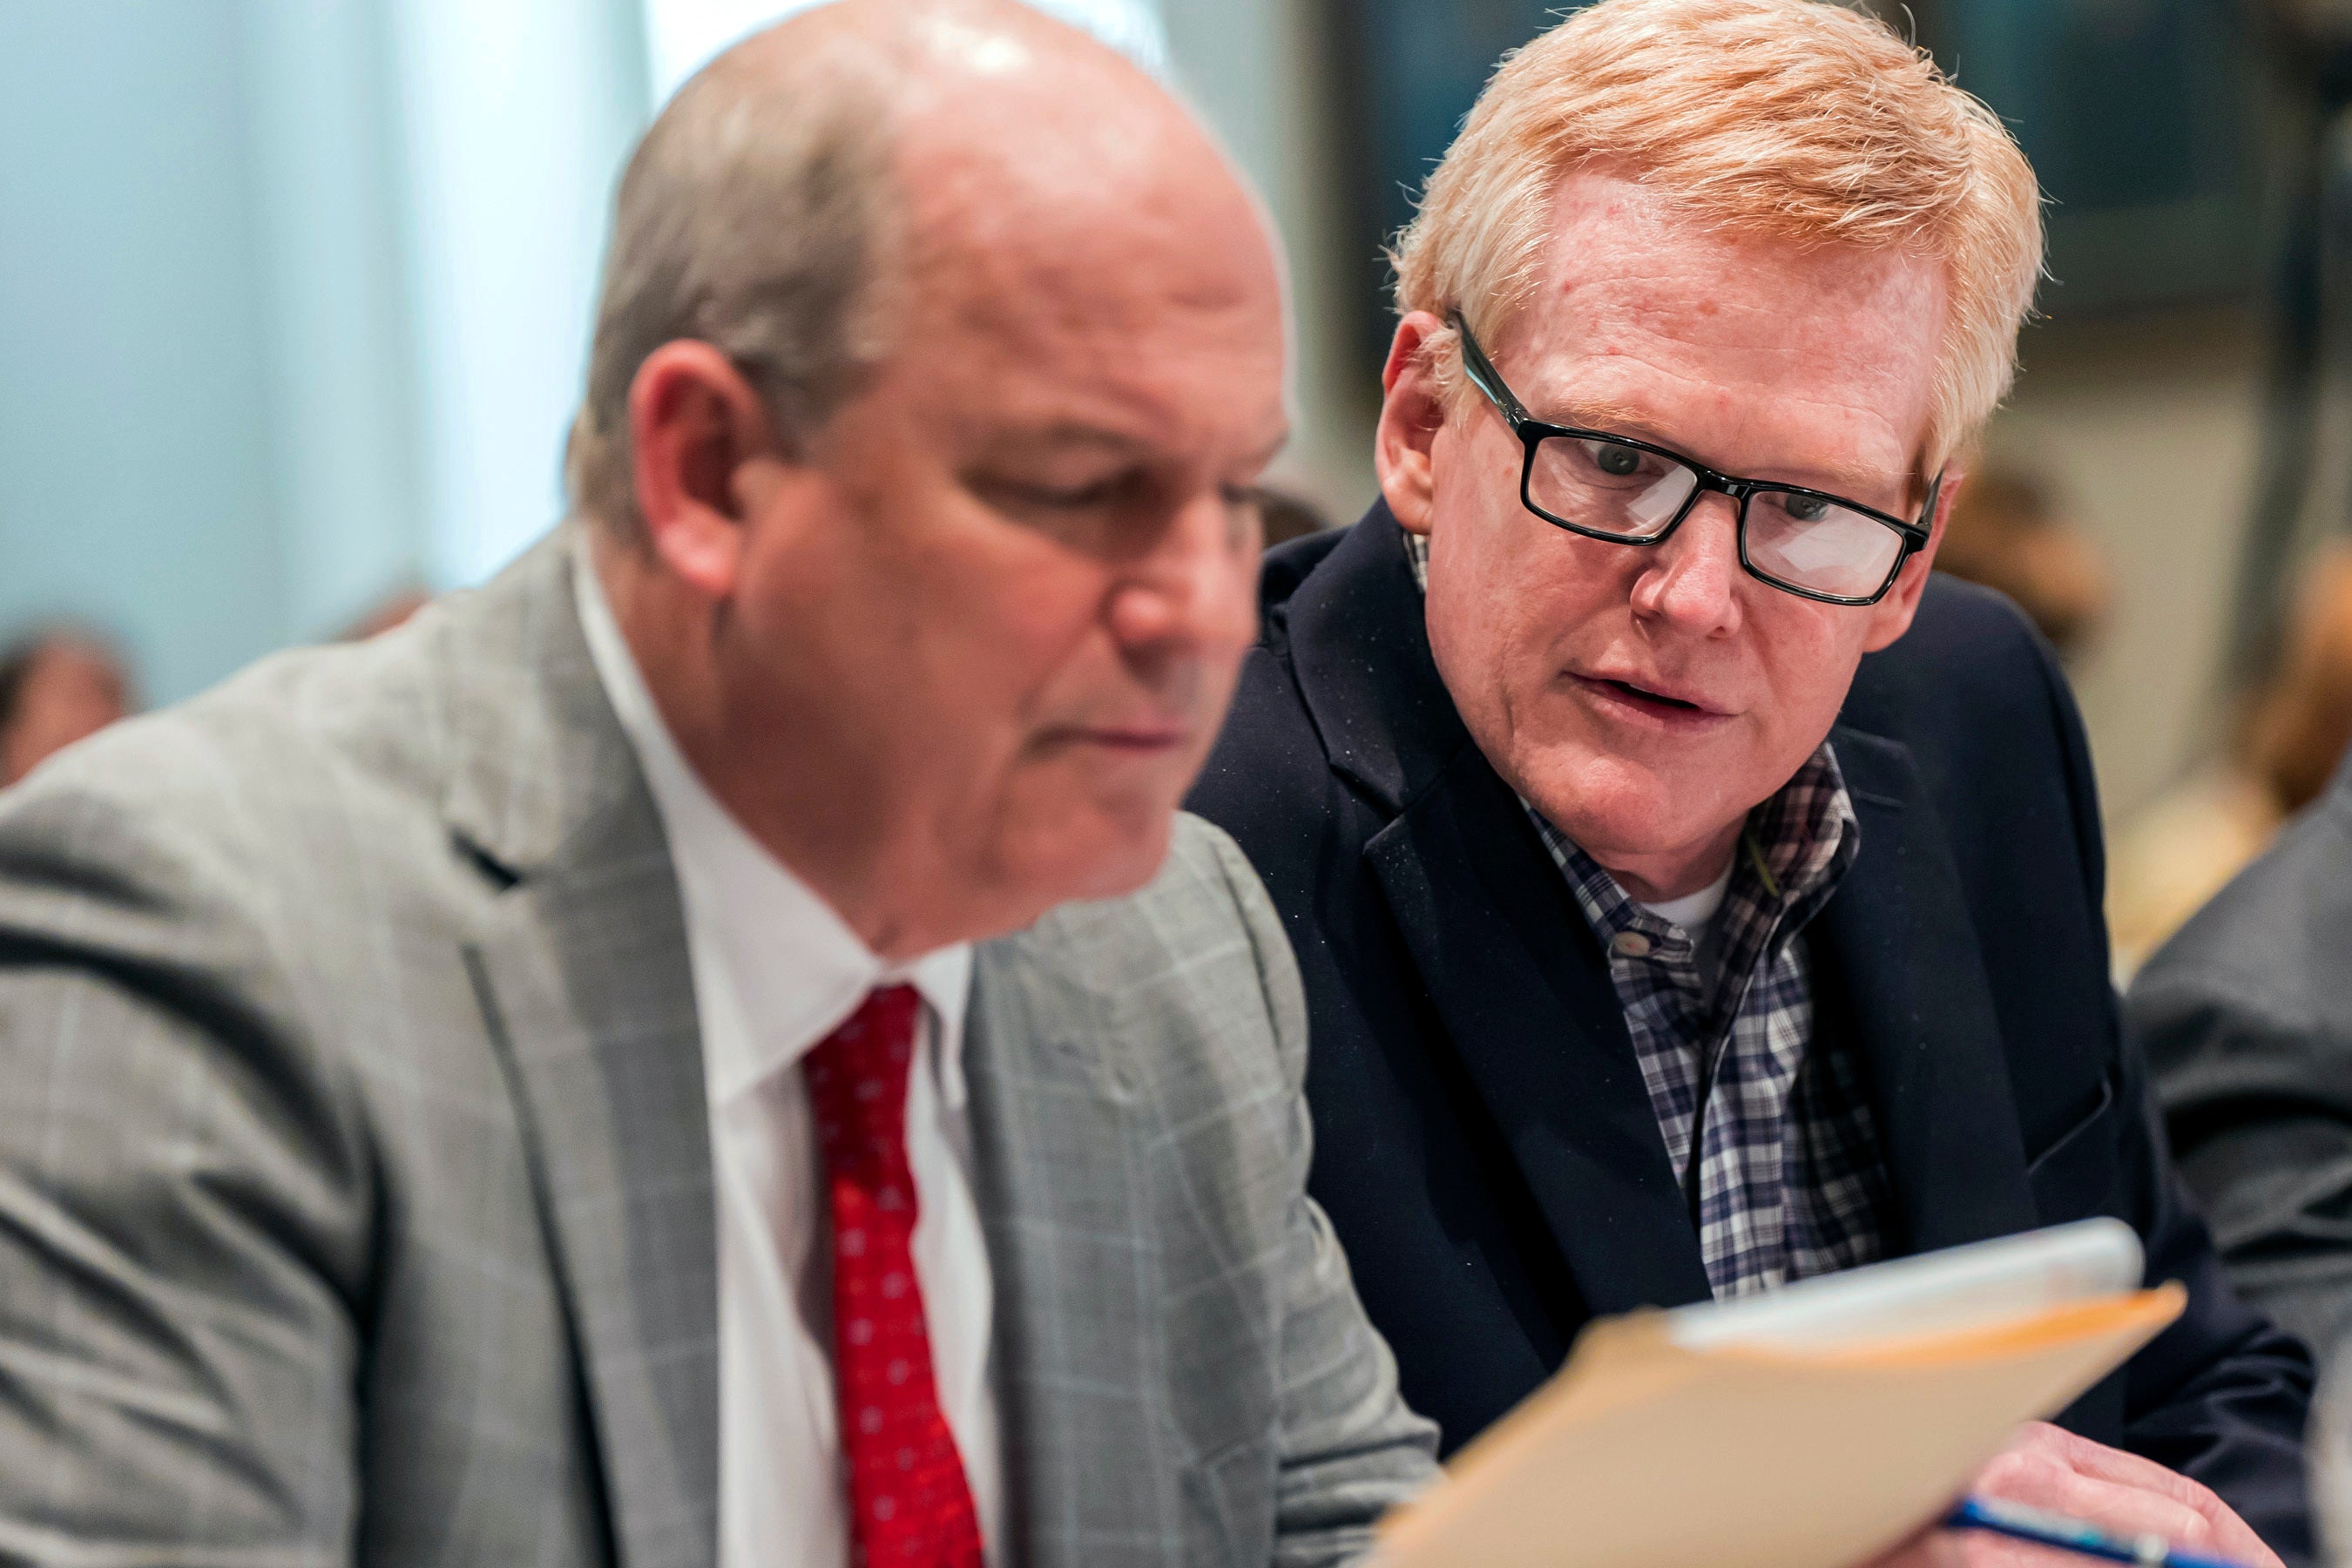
[574,544,1004,1568]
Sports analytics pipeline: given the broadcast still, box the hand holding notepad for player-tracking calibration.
[1370,1220,2236,1568]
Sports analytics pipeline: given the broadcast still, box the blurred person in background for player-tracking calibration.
[2128,545,2352,1402]
[0,625,135,787]
[1189,0,2314,1561]
[2112,543,2352,978]
[0,3,1437,1565]
[1931,463,2111,663]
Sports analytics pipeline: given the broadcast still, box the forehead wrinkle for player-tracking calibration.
[1571,284,1926,407]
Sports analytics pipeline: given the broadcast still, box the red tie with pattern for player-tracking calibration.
[804,984,985,1568]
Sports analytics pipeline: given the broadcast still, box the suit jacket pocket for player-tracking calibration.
[2025,1066,2120,1217]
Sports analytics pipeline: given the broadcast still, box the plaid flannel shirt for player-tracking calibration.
[1405,526,1895,1298]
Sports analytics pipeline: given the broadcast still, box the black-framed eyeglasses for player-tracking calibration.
[1450,313,1940,607]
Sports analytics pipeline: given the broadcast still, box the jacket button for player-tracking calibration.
[1611,930,1652,958]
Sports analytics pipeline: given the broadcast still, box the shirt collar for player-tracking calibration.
[1528,743,1859,962]
[571,531,973,1108]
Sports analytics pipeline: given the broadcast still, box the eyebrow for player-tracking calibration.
[994,422,1150,455]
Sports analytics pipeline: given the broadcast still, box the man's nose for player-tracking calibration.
[1105,492,1259,664]
[1627,491,1745,637]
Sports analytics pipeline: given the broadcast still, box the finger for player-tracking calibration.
[2011,1423,2216,1508]
[1973,1454,2214,1549]
[1985,1426,2281,1567]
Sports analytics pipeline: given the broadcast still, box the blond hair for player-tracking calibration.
[1393,0,2043,472]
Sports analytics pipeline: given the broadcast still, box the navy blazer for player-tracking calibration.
[1188,506,2316,1559]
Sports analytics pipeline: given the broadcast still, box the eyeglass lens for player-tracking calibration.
[1524,434,1905,600]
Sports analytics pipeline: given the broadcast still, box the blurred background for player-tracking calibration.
[3,0,2349,967]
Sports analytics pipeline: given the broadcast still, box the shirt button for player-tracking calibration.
[1611,930,1653,958]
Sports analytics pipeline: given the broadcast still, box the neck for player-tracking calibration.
[1585,819,1742,906]
[592,540,979,963]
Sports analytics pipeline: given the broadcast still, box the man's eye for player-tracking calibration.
[1781,493,1834,523]
[983,474,1125,510]
[1026,480,1119,508]
[1569,440,1656,482]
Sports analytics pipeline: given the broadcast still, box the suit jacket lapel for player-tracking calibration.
[1290,506,1710,1315]
[961,943,1164,1566]
[442,530,720,1568]
[1365,748,1713,1314]
[1815,726,2038,1254]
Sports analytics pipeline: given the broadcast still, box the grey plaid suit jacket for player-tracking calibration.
[0,531,1436,1568]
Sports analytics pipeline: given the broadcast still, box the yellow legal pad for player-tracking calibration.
[1372,1220,2185,1568]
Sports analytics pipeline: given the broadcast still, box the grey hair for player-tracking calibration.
[564,38,903,537]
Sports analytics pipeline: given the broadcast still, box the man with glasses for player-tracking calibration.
[1191,0,2314,1561]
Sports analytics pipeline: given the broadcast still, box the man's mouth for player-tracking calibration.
[1082,726,1190,752]
[1039,720,1194,754]
[1603,678,1700,712]
[1571,672,1729,723]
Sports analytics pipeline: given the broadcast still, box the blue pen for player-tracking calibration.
[1947,1495,2253,1568]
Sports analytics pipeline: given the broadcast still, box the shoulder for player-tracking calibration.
[0,594,507,1085]
[991,814,1308,1085]
[2131,781,2352,1064]
[1258,524,1348,619]
[1200,525,1338,791]
[1845,572,2079,761]
[1846,573,2105,867]
[1193,641,1332,814]
[0,632,463,1256]
[1008,814,1287,997]
[0,600,472,911]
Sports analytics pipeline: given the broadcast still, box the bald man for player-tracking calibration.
[0,6,1436,1566]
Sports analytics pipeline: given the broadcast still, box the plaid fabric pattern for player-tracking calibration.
[1406,518,1893,1297]
[1528,757,1893,1297]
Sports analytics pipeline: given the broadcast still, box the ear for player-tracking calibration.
[1860,463,1965,653]
[1375,312,1452,536]
[626,341,781,600]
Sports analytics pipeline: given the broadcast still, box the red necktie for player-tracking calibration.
[805,985,985,1568]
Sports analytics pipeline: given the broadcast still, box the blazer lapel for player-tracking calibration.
[1289,505,1709,1315]
[441,530,720,1568]
[1365,749,1713,1315]
[1815,726,2038,1255]
[960,944,1165,1567]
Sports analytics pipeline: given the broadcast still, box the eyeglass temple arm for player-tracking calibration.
[1913,470,1945,539]
[1448,312,1536,428]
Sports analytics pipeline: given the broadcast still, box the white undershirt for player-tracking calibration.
[574,544,1004,1568]
[1632,861,1734,936]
